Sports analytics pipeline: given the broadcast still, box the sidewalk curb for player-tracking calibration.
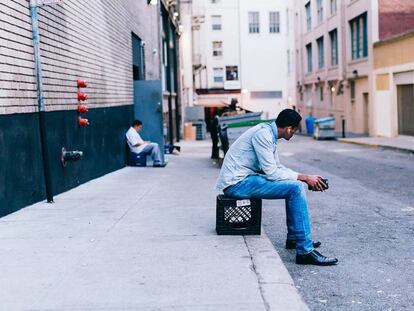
[337,138,414,154]
[245,230,309,311]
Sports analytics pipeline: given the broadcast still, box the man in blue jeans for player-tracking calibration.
[126,120,166,167]
[215,109,338,266]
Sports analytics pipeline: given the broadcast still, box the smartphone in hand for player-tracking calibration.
[308,178,329,191]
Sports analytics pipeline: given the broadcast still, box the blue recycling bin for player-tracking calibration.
[305,117,316,135]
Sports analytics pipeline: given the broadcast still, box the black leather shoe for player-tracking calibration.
[153,162,167,167]
[286,239,321,250]
[296,250,338,266]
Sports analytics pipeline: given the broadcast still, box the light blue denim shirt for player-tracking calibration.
[215,122,299,191]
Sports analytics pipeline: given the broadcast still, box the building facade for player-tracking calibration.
[372,1,414,137]
[183,0,293,119]
[0,0,181,215]
[294,0,378,134]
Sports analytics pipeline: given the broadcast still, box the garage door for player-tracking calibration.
[397,84,414,136]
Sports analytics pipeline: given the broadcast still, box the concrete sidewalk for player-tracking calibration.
[0,141,308,311]
[337,135,414,154]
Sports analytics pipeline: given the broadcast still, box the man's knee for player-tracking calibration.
[289,181,306,196]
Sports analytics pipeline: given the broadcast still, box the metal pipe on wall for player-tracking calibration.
[30,0,54,203]
[164,9,175,146]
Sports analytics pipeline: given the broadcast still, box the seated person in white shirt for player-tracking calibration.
[126,119,166,167]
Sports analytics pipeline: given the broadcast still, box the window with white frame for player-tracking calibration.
[317,36,324,69]
[211,15,222,30]
[305,2,311,31]
[269,11,280,33]
[330,0,337,15]
[249,12,260,33]
[213,67,224,83]
[317,0,323,24]
[212,41,223,57]
[329,29,338,65]
[306,43,312,72]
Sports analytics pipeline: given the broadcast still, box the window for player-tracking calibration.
[305,2,311,31]
[249,12,260,33]
[329,29,338,66]
[212,41,223,57]
[306,43,312,72]
[317,36,324,69]
[269,12,280,33]
[211,15,222,30]
[250,91,282,99]
[350,12,368,60]
[330,0,337,15]
[226,66,238,80]
[319,84,324,102]
[350,80,356,101]
[213,67,224,83]
[317,0,323,24]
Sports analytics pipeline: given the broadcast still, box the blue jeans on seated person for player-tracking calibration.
[140,143,162,164]
[223,175,314,255]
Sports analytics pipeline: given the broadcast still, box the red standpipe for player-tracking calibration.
[77,79,89,126]
[78,116,89,127]
[77,79,88,88]
[77,104,88,113]
[77,91,88,101]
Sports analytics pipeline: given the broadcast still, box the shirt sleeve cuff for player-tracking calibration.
[290,171,299,181]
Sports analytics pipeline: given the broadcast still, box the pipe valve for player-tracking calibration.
[61,147,83,167]
[78,116,89,127]
[77,104,89,113]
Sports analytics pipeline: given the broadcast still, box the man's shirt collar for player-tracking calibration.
[270,122,278,144]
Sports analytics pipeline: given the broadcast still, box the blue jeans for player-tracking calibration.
[140,143,162,164]
[224,175,314,254]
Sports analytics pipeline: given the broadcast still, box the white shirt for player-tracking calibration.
[215,122,298,191]
[126,127,147,154]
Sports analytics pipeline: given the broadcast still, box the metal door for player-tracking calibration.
[397,84,414,136]
[133,80,165,163]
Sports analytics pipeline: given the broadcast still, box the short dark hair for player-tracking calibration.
[132,119,142,127]
[275,109,302,128]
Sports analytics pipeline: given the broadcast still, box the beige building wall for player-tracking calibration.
[295,0,376,134]
[190,0,294,119]
[372,32,414,137]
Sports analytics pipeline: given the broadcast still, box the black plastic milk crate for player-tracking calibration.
[216,195,262,235]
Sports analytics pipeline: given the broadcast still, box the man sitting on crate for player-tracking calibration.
[126,120,166,167]
[215,109,338,266]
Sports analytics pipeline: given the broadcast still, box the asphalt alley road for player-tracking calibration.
[262,135,414,311]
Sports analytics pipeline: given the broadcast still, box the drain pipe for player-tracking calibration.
[30,0,53,203]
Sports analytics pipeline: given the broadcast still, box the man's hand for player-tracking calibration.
[298,174,326,192]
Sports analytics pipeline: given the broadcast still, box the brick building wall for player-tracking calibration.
[379,0,414,40]
[0,0,160,115]
[0,0,163,215]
